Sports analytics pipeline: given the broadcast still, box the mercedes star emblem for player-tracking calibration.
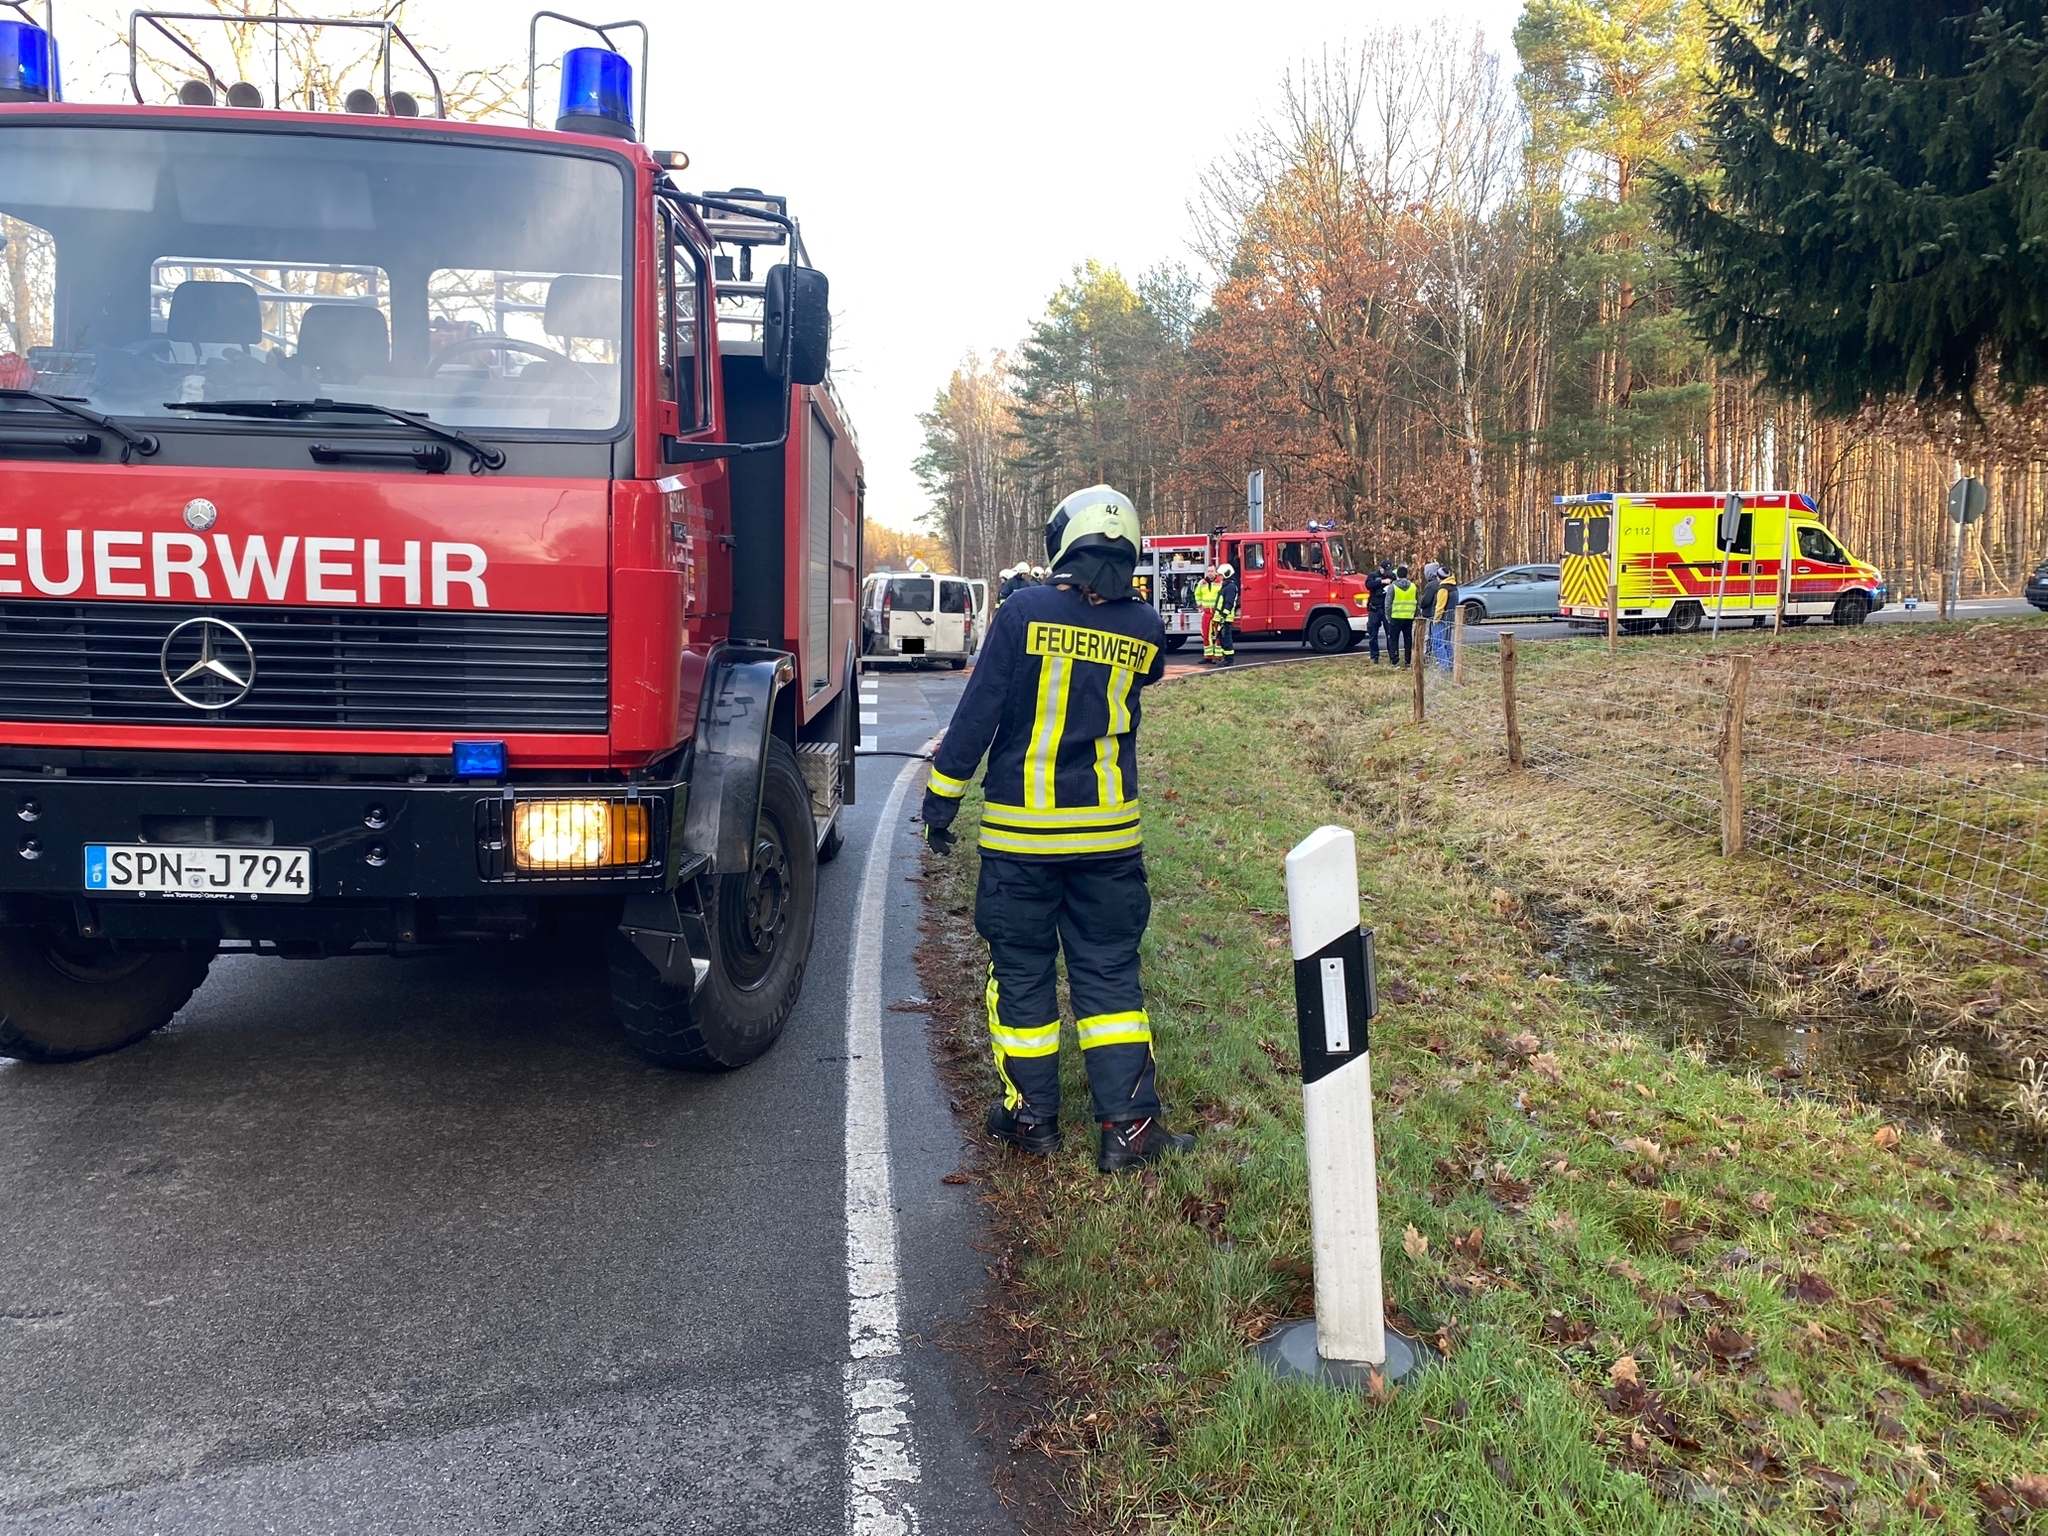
[160,617,256,711]
[183,498,218,532]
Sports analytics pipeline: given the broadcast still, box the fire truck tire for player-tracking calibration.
[609,740,817,1071]
[0,928,216,1064]
[818,820,846,864]
[1665,601,1703,634]
[1163,636,1188,653]
[1832,592,1869,626]
[1305,612,1351,654]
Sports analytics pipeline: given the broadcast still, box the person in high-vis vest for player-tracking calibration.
[1213,562,1240,664]
[1193,565,1222,661]
[920,485,1195,1174]
[1385,564,1418,666]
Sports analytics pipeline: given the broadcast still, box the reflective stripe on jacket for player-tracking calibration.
[927,583,1168,861]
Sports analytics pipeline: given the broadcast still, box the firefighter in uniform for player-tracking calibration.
[921,485,1195,1174]
[1213,562,1240,665]
[1194,565,1222,661]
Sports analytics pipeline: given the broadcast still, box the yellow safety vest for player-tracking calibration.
[1388,580,1418,620]
[1193,580,1220,612]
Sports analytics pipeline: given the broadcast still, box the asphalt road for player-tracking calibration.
[0,667,1004,1536]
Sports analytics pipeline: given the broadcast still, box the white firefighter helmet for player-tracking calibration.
[1219,563,1235,579]
[1044,484,1140,567]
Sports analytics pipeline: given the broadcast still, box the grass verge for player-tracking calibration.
[917,641,2048,1535]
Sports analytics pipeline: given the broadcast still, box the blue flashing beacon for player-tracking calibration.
[556,46,633,140]
[0,18,56,103]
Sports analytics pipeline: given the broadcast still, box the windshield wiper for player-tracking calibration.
[0,388,161,464]
[168,398,507,474]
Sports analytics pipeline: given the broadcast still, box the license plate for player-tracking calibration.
[84,845,312,899]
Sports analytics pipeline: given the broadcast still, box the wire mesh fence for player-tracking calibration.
[1431,627,2048,956]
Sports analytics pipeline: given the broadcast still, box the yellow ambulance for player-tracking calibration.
[1556,492,1888,632]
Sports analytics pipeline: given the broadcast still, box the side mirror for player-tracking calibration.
[763,264,830,387]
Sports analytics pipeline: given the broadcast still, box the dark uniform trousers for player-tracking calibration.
[973,852,1159,1125]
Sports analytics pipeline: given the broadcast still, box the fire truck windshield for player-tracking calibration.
[1324,537,1355,574]
[0,124,628,434]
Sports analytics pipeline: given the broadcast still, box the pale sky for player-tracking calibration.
[59,1,1524,534]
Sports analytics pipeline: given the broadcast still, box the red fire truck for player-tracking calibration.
[1139,529,1373,653]
[0,10,863,1070]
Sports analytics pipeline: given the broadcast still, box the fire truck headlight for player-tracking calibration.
[511,799,650,871]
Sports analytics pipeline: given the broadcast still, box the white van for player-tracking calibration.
[861,571,977,668]
[968,579,990,650]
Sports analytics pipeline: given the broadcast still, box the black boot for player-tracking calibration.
[987,1102,1061,1157]
[1097,1116,1194,1173]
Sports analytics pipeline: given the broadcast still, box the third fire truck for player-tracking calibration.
[1139,528,1373,653]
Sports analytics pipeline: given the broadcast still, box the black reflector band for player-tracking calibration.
[1291,925,1377,1085]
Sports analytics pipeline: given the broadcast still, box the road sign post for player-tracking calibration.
[1255,826,1428,1389]
[1712,492,1741,641]
[1945,477,1987,619]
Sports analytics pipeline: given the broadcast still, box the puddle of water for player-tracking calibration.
[1539,918,2046,1180]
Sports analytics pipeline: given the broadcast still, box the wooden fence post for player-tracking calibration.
[1451,597,1465,684]
[1500,632,1523,770]
[1717,655,1752,856]
[1411,616,1426,724]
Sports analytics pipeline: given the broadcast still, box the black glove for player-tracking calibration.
[921,788,959,853]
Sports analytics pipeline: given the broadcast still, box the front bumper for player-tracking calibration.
[0,773,681,906]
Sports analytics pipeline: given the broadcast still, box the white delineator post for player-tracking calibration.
[1256,825,1426,1387]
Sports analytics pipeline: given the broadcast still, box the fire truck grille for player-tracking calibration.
[0,602,609,734]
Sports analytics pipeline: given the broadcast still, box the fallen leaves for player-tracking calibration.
[1782,1271,1838,1305]
[1746,1189,1778,1215]
[1452,1226,1484,1261]
[1873,1124,1902,1150]
[1762,1384,1804,1416]
[1608,1354,1640,1386]
[1530,1052,1564,1084]
[1402,1224,1429,1260]
[1703,1324,1758,1367]
[1541,1311,1592,1346]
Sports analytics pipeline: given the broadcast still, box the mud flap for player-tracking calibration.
[619,887,713,997]
[680,646,793,877]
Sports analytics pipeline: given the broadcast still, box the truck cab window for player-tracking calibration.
[0,214,55,356]
[1798,526,1846,563]
[1241,541,1266,571]
[657,205,706,429]
[1277,541,1324,573]
[0,125,628,433]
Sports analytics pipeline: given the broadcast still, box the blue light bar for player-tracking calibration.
[0,18,56,103]
[453,740,507,778]
[556,46,633,139]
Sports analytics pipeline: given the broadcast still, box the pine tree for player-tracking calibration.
[1658,1,2048,412]
[1514,0,1712,487]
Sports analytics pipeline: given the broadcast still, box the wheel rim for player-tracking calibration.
[34,927,155,985]
[720,816,792,991]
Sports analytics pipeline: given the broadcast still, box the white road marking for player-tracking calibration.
[845,758,924,1536]
[860,712,880,725]
[857,735,878,755]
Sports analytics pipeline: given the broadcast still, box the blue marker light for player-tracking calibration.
[453,740,507,779]
[556,46,634,140]
[0,19,56,103]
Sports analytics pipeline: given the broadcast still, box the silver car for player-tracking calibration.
[1459,564,1562,623]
